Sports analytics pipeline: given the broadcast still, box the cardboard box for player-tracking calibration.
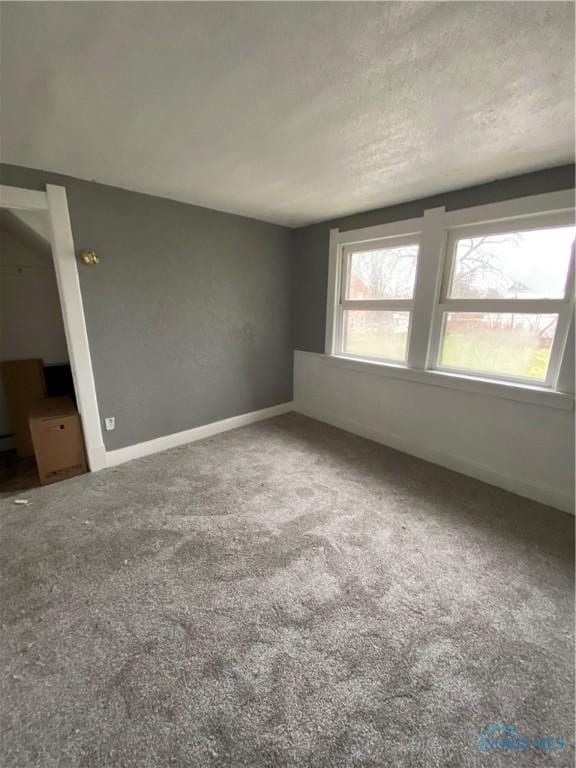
[1,359,47,457]
[28,397,87,485]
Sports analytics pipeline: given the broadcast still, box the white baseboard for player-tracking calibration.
[105,401,294,468]
[294,402,574,515]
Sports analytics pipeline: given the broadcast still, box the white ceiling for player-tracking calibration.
[1,2,574,227]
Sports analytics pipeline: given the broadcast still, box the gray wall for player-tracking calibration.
[293,165,576,352]
[2,162,573,451]
[0,164,294,450]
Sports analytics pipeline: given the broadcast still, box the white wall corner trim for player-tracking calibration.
[45,184,106,471]
[105,401,295,468]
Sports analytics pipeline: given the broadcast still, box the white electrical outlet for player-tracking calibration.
[105,417,115,431]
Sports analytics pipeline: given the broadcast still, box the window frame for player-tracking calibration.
[336,234,420,364]
[427,212,576,388]
[325,189,576,402]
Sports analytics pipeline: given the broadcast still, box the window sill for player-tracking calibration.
[320,354,575,411]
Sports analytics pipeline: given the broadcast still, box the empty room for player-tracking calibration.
[0,2,574,766]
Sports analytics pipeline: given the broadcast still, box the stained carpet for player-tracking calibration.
[0,413,573,767]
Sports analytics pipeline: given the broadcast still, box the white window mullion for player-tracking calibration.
[325,227,341,355]
[556,310,575,392]
[406,207,446,369]
[548,249,576,388]
[341,299,413,311]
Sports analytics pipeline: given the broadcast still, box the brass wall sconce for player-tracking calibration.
[79,250,99,266]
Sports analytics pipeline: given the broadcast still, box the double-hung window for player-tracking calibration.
[430,218,575,386]
[327,191,575,398]
[338,237,419,364]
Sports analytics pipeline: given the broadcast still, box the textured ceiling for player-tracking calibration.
[0,2,574,227]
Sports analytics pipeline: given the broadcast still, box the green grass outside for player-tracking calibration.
[440,333,549,381]
[344,333,407,363]
[345,331,550,381]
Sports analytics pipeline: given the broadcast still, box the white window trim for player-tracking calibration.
[325,188,576,407]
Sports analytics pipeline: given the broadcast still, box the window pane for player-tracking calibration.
[449,226,575,299]
[342,310,409,362]
[346,244,418,299]
[438,313,558,381]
